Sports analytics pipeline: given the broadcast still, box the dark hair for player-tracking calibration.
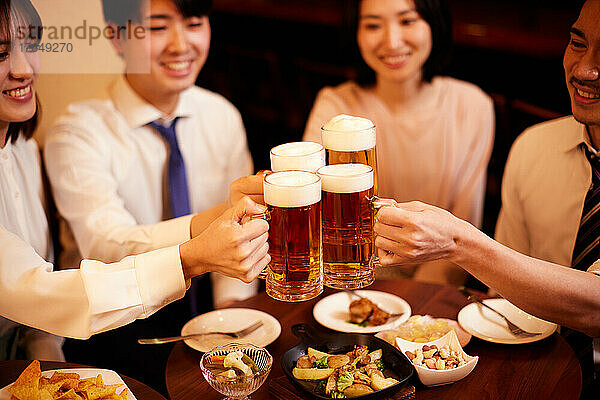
[343,0,453,85]
[101,0,213,27]
[0,0,42,144]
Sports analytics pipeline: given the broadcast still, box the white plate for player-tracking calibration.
[457,298,557,344]
[0,368,136,400]
[181,308,281,352]
[313,290,411,333]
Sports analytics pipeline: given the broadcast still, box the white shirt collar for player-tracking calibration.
[560,117,595,154]
[109,75,195,129]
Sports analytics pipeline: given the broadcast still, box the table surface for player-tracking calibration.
[165,279,582,400]
[0,360,166,400]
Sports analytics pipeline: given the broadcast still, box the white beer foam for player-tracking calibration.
[270,142,325,173]
[264,171,321,208]
[318,164,373,194]
[321,114,376,151]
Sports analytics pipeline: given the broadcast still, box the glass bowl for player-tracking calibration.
[200,343,273,400]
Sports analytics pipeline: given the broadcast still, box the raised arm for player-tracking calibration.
[0,197,269,339]
[374,201,600,337]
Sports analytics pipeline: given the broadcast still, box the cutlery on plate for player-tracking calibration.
[137,320,264,344]
[348,291,405,318]
[457,287,542,337]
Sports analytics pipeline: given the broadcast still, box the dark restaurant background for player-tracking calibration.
[199,0,581,236]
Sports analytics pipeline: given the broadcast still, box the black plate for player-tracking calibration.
[281,323,414,399]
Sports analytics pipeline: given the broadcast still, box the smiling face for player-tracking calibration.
[0,24,39,136]
[114,0,210,112]
[564,0,600,130]
[357,0,432,87]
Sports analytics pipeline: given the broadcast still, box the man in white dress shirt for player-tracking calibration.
[43,0,261,391]
[374,1,600,397]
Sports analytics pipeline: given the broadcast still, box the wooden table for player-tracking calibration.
[165,279,581,399]
[0,360,166,400]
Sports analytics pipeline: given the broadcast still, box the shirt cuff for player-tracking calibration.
[134,245,187,317]
[152,214,194,248]
[210,273,258,307]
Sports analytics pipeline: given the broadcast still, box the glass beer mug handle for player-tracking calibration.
[241,210,272,279]
[366,196,397,268]
[367,195,398,211]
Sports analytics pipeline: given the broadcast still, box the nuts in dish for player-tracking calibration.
[395,330,478,386]
[404,344,468,370]
[292,345,400,398]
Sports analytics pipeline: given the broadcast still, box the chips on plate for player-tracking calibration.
[7,361,128,400]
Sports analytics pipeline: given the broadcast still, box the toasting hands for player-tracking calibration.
[229,172,269,206]
[180,196,270,283]
[374,200,466,266]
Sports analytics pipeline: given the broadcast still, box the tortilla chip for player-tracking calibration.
[54,389,82,400]
[83,385,119,400]
[14,361,41,385]
[48,373,80,384]
[7,380,39,400]
[38,389,54,400]
[38,382,62,397]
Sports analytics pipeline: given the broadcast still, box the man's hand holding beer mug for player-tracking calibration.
[180,197,271,284]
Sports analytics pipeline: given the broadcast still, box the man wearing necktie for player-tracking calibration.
[371,1,600,398]
[44,0,263,392]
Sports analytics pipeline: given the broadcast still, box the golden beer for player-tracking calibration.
[321,115,378,193]
[325,147,378,194]
[318,164,375,289]
[264,171,323,302]
[270,141,325,173]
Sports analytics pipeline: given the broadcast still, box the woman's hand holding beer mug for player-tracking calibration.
[179,196,271,283]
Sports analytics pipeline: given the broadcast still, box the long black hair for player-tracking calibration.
[0,0,42,145]
[343,0,453,86]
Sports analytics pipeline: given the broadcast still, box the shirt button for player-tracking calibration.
[1,153,8,160]
[14,191,20,199]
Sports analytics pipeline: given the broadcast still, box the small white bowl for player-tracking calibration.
[395,330,478,387]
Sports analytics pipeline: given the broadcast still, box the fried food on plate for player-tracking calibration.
[8,360,128,400]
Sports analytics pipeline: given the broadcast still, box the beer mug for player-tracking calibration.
[317,163,376,290]
[262,170,323,302]
[321,114,378,193]
[270,141,325,173]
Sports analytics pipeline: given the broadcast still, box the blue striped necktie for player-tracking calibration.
[149,118,191,218]
[572,145,600,271]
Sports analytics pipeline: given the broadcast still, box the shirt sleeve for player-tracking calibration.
[495,134,531,255]
[211,102,257,307]
[0,227,186,339]
[44,119,193,263]
[448,93,495,228]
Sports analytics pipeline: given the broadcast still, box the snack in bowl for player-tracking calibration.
[395,330,478,386]
[375,315,471,347]
[7,360,128,400]
[199,343,272,399]
[292,345,400,398]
